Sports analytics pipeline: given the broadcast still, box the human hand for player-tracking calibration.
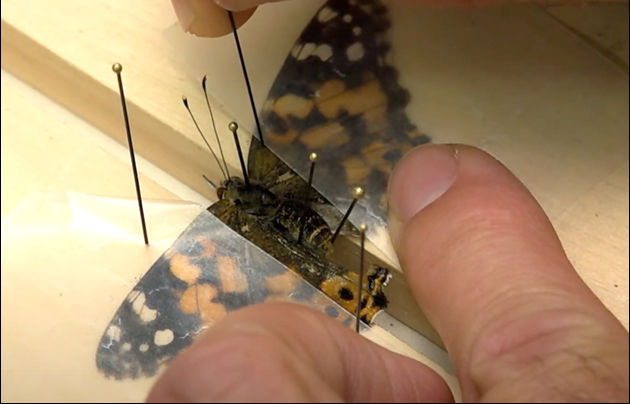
[146,144,630,403]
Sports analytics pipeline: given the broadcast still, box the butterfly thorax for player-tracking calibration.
[217,177,277,217]
[217,176,333,256]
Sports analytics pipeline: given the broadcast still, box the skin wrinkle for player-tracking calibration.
[469,309,629,402]
[484,343,624,402]
[231,307,346,402]
[229,323,341,402]
[399,193,581,356]
[283,307,348,395]
[319,310,393,402]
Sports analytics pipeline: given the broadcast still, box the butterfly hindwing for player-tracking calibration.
[95,210,355,380]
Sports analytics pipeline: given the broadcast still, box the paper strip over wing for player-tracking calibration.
[256,0,430,264]
[95,205,362,380]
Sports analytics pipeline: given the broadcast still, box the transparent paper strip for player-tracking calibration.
[1,191,365,402]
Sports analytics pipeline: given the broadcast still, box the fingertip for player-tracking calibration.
[388,144,459,223]
[171,0,257,38]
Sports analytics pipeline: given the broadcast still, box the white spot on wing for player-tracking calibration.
[353,27,362,36]
[297,43,317,61]
[129,291,158,322]
[139,343,149,352]
[154,329,175,346]
[291,44,303,58]
[346,43,365,62]
[317,7,338,23]
[106,325,121,342]
[343,14,352,23]
[314,45,333,62]
[121,343,132,352]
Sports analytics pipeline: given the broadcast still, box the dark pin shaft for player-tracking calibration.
[113,64,149,245]
[355,225,367,333]
[227,11,265,148]
[331,187,363,244]
[229,123,250,187]
[298,154,317,243]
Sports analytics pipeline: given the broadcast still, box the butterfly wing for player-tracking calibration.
[258,0,430,255]
[95,210,355,380]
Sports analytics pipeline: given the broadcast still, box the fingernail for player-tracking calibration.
[387,145,458,223]
[171,0,195,32]
[214,0,265,12]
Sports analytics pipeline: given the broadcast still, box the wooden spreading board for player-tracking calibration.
[1,0,628,402]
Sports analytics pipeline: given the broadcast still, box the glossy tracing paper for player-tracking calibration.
[164,0,629,268]
[0,192,375,402]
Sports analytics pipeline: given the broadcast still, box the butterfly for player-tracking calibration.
[95,0,424,381]
[95,130,391,381]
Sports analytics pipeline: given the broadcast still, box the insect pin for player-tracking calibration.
[112,63,149,245]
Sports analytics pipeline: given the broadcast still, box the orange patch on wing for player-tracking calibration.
[300,122,350,149]
[199,238,216,257]
[265,270,300,294]
[342,156,371,185]
[362,105,388,133]
[217,256,248,294]
[315,80,346,101]
[318,81,386,119]
[267,129,298,145]
[170,255,201,285]
[320,276,358,315]
[179,284,228,327]
[362,141,392,172]
[273,94,314,119]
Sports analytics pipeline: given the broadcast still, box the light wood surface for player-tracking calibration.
[1,0,628,401]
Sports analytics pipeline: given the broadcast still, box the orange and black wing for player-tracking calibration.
[95,211,355,380]
[258,0,430,250]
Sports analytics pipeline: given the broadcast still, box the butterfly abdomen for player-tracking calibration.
[272,199,333,255]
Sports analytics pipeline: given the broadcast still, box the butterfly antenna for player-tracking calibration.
[202,76,230,178]
[298,153,318,244]
[228,122,250,187]
[112,63,149,245]
[331,187,364,244]
[227,11,265,148]
[355,223,367,333]
[202,174,218,191]
[182,96,228,181]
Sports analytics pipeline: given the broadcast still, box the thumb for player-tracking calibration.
[387,144,629,402]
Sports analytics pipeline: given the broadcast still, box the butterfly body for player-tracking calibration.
[209,136,391,324]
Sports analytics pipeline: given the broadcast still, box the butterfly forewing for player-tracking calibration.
[259,0,431,258]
